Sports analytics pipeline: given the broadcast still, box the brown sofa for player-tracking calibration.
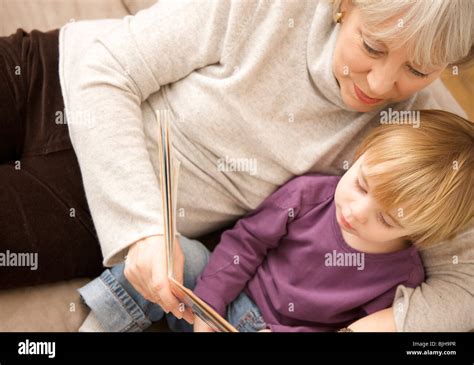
[0,0,472,332]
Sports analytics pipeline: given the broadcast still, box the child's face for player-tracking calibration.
[334,153,413,248]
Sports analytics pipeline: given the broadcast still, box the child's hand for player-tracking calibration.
[193,316,215,332]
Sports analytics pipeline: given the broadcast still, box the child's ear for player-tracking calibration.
[403,237,414,246]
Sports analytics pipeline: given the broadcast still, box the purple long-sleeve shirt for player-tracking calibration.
[194,174,424,332]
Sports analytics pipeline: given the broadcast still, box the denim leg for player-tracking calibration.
[78,235,210,332]
[77,265,152,332]
[227,293,267,332]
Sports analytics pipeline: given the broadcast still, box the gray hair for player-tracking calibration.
[332,0,474,68]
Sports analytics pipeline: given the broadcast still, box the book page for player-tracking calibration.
[156,109,238,332]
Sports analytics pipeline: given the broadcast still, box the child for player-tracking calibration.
[78,110,473,332]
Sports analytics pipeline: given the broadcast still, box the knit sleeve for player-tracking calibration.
[65,0,258,266]
[393,228,474,332]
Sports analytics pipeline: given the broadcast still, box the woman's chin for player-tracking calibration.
[341,91,381,113]
[339,83,385,113]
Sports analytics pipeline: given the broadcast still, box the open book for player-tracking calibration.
[156,110,238,333]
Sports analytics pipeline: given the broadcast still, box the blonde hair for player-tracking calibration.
[332,0,474,68]
[354,110,474,248]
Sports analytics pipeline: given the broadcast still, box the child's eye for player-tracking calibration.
[355,179,367,194]
[378,213,392,228]
[408,65,429,78]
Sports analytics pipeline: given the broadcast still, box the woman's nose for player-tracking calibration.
[366,64,398,97]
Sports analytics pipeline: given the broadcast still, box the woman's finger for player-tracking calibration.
[155,280,182,317]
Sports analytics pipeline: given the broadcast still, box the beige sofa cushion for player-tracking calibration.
[0,279,91,332]
[0,0,130,35]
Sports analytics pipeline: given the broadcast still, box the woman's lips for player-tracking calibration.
[353,84,383,105]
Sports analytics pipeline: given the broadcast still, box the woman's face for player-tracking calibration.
[333,3,447,112]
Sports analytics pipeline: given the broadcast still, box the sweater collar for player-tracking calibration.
[306,1,352,112]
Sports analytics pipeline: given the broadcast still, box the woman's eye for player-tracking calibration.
[378,214,392,228]
[362,40,383,56]
[408,65,429,78]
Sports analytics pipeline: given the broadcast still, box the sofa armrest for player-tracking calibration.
[441,66,474,121]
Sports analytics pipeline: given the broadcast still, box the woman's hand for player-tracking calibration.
[193,316,215,332]
[124,234,194,324]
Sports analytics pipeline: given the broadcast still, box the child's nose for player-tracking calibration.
[350,201,369,225]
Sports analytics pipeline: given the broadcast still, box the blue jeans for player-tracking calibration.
[78,236,266,332]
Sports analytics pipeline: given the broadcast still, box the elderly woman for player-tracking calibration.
[0,0,472,332]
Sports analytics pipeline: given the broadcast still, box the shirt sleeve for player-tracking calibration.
[193,184,300,317]
[392,228,474,332]
[65,0,255,266]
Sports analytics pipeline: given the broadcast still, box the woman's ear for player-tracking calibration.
[340,0,355,14]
